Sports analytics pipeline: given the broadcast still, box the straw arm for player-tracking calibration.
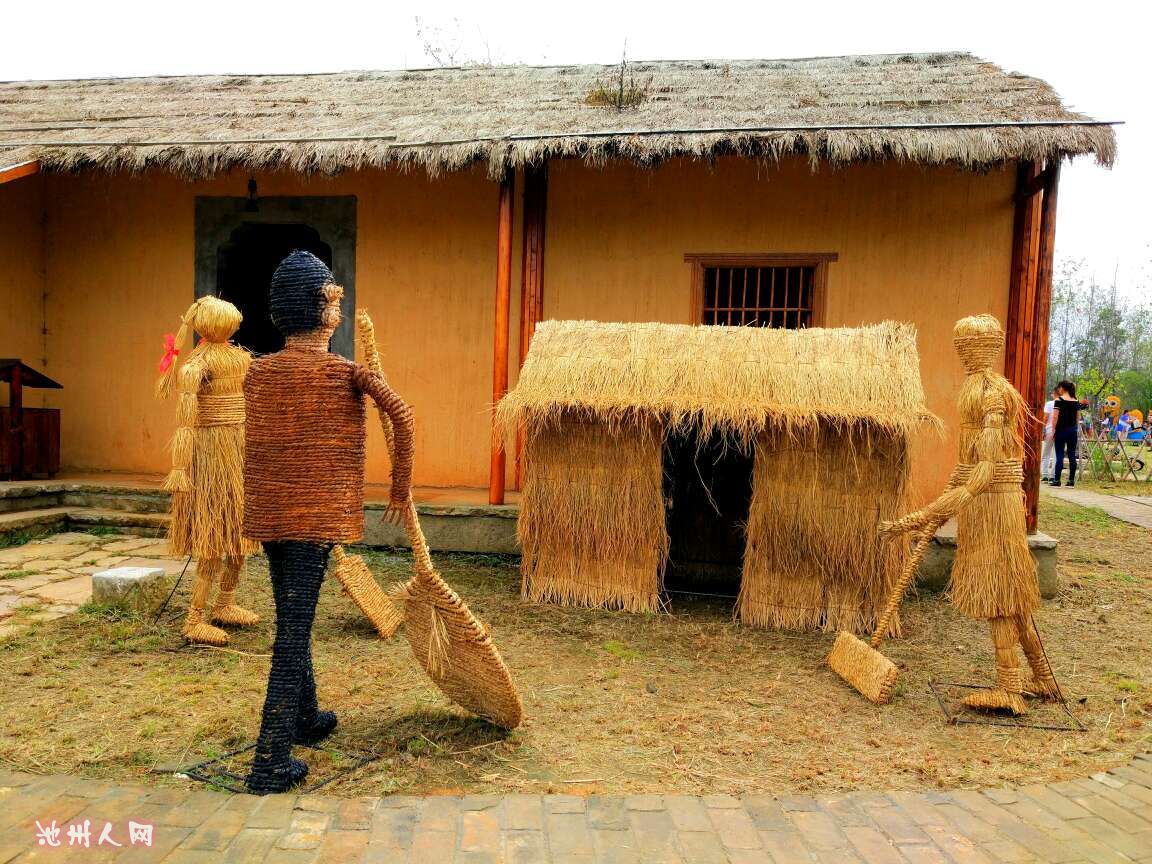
[352,364,414,504]
[161,358,205,493]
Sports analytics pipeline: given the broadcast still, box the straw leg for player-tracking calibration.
[211,555,261,627]
[183,558,229,647]
[1016,614,1061,701]
[248,541,327,794]
[962,616,1028,715]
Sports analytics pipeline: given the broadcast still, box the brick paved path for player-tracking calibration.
[1,757,1150,863]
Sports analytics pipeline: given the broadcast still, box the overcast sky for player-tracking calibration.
[5,0,1145,299]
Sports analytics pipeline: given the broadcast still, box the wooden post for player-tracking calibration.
[515,162,548,489]
[489,171,516,505]
[9,363,23,480]
[1005,159,1060,534]
[1023,161,1061,532]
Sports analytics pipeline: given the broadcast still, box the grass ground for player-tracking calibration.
[1075,476,1152,497]
[0,497,1148,796]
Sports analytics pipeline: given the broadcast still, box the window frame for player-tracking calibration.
[683,252,838,327]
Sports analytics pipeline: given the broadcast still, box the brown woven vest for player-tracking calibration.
[243,347,367,543]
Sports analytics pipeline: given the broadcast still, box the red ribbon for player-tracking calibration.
[158,333,180,373]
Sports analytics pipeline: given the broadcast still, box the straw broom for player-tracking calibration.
[358,310,523,729]
[827,520,941,704]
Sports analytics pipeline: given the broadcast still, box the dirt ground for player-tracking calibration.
[0,495,1148,796]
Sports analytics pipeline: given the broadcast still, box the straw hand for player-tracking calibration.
[383,498,408,527]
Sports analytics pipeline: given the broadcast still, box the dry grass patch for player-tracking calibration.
[0,497,1148,796]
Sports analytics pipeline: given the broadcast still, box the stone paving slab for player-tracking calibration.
[1045,486,1152,529]
[0,756,1149,862]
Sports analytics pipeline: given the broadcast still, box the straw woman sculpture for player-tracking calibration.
[157,297,259,647]
[242,251,414,794]
[880,314,1059,714]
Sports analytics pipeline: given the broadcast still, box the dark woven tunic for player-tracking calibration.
[243,346,413,543]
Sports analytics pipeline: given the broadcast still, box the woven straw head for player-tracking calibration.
[953,314,1003,373]
[189,296,242,343]
[269,250,336,337]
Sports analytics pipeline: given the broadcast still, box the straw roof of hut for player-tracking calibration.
[0,52,1114,179]
[498,320,937,443]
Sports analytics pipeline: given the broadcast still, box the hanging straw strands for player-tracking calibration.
[358,311,523,729]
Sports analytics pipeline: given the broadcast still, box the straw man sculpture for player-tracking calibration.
[243,251,414,793]
[879,314,1059,715]
[157,297,260,646]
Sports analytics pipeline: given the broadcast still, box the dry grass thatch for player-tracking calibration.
[0,52,1115,179]
[500,320,935,627]
[497,319,937,444]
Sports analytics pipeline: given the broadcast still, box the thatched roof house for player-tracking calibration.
[1,52,1113,178]
[499,320,934,629]
[0,52,1113,535]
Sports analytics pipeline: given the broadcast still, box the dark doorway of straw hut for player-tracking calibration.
[663,430,753,598]
[215,223,334,356]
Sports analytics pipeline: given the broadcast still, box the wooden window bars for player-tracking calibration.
[685,253,837,328]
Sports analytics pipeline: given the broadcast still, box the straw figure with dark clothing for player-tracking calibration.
[1050,380,1086,487]
[880,315,1058,715]
[157,296,260,647]
[243,250,414,793]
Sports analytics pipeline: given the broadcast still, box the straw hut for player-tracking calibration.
[497,319,936,631]
[0,53,1114,532]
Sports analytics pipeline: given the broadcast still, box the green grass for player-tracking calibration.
[0,527,54,549]
[602,639,640,661]
[0,570,32,581]
[84,526,122,537]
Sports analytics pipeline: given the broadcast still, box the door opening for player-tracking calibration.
[215,223,333,356]
[663,429,753,596]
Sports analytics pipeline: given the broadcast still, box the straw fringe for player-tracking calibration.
[737,425,910,633]
[518,418,667,613]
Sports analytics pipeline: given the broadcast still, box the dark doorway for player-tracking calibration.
[215,223,334,356]
[663,430,754,595]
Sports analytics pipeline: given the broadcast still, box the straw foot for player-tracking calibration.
[1025,675,1061,702]
[183,620,229,647]
[961,688,1028,716]
[212,604,261,627]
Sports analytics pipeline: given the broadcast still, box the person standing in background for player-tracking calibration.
[1040,389,1057,482]
[1051,380,1086,488]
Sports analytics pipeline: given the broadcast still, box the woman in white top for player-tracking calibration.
[1040,388,1057,481]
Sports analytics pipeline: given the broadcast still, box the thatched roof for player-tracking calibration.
[498,320,936,442]
[0,52,1114,179]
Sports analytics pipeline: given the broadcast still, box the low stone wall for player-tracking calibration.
[1,482,1058,595]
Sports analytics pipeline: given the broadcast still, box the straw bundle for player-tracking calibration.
[330,546,402,638]
[519,417,667,612]
[737,425,910,633]
[358,311,523,729]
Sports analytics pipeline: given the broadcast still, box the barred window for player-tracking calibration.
[685,253,836,328]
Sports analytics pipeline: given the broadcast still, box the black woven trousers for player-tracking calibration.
[248,540,329,792]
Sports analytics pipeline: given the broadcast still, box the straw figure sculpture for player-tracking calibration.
[878,314,1059,715]
[242,251,415,794]
[358,311,523,731]
[497,320,936,632]
[157,296,259,647]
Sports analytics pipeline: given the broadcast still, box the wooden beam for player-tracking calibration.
[489,171,516,505]
[514,162,548,490]
[1004,161,1039,391]
[1016,164,1056,202]
[9,363,24,480]
[1022,160,1061,532]
[0,161,40,185]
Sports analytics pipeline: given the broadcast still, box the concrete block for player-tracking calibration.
[917,520,1059,599]
[91,566,168,612]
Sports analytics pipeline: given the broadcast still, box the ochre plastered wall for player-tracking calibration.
[31,156,1013,496]
[0,173,51,407]
[42,166,515,488]
[545,158,1015,495]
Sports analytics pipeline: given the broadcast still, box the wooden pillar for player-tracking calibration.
[515,162,548,489]
[9,364,24,480]
[489,171,516,505]
[1005,159,1060,534]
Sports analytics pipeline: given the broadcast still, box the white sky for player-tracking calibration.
[5,0,1146,299]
